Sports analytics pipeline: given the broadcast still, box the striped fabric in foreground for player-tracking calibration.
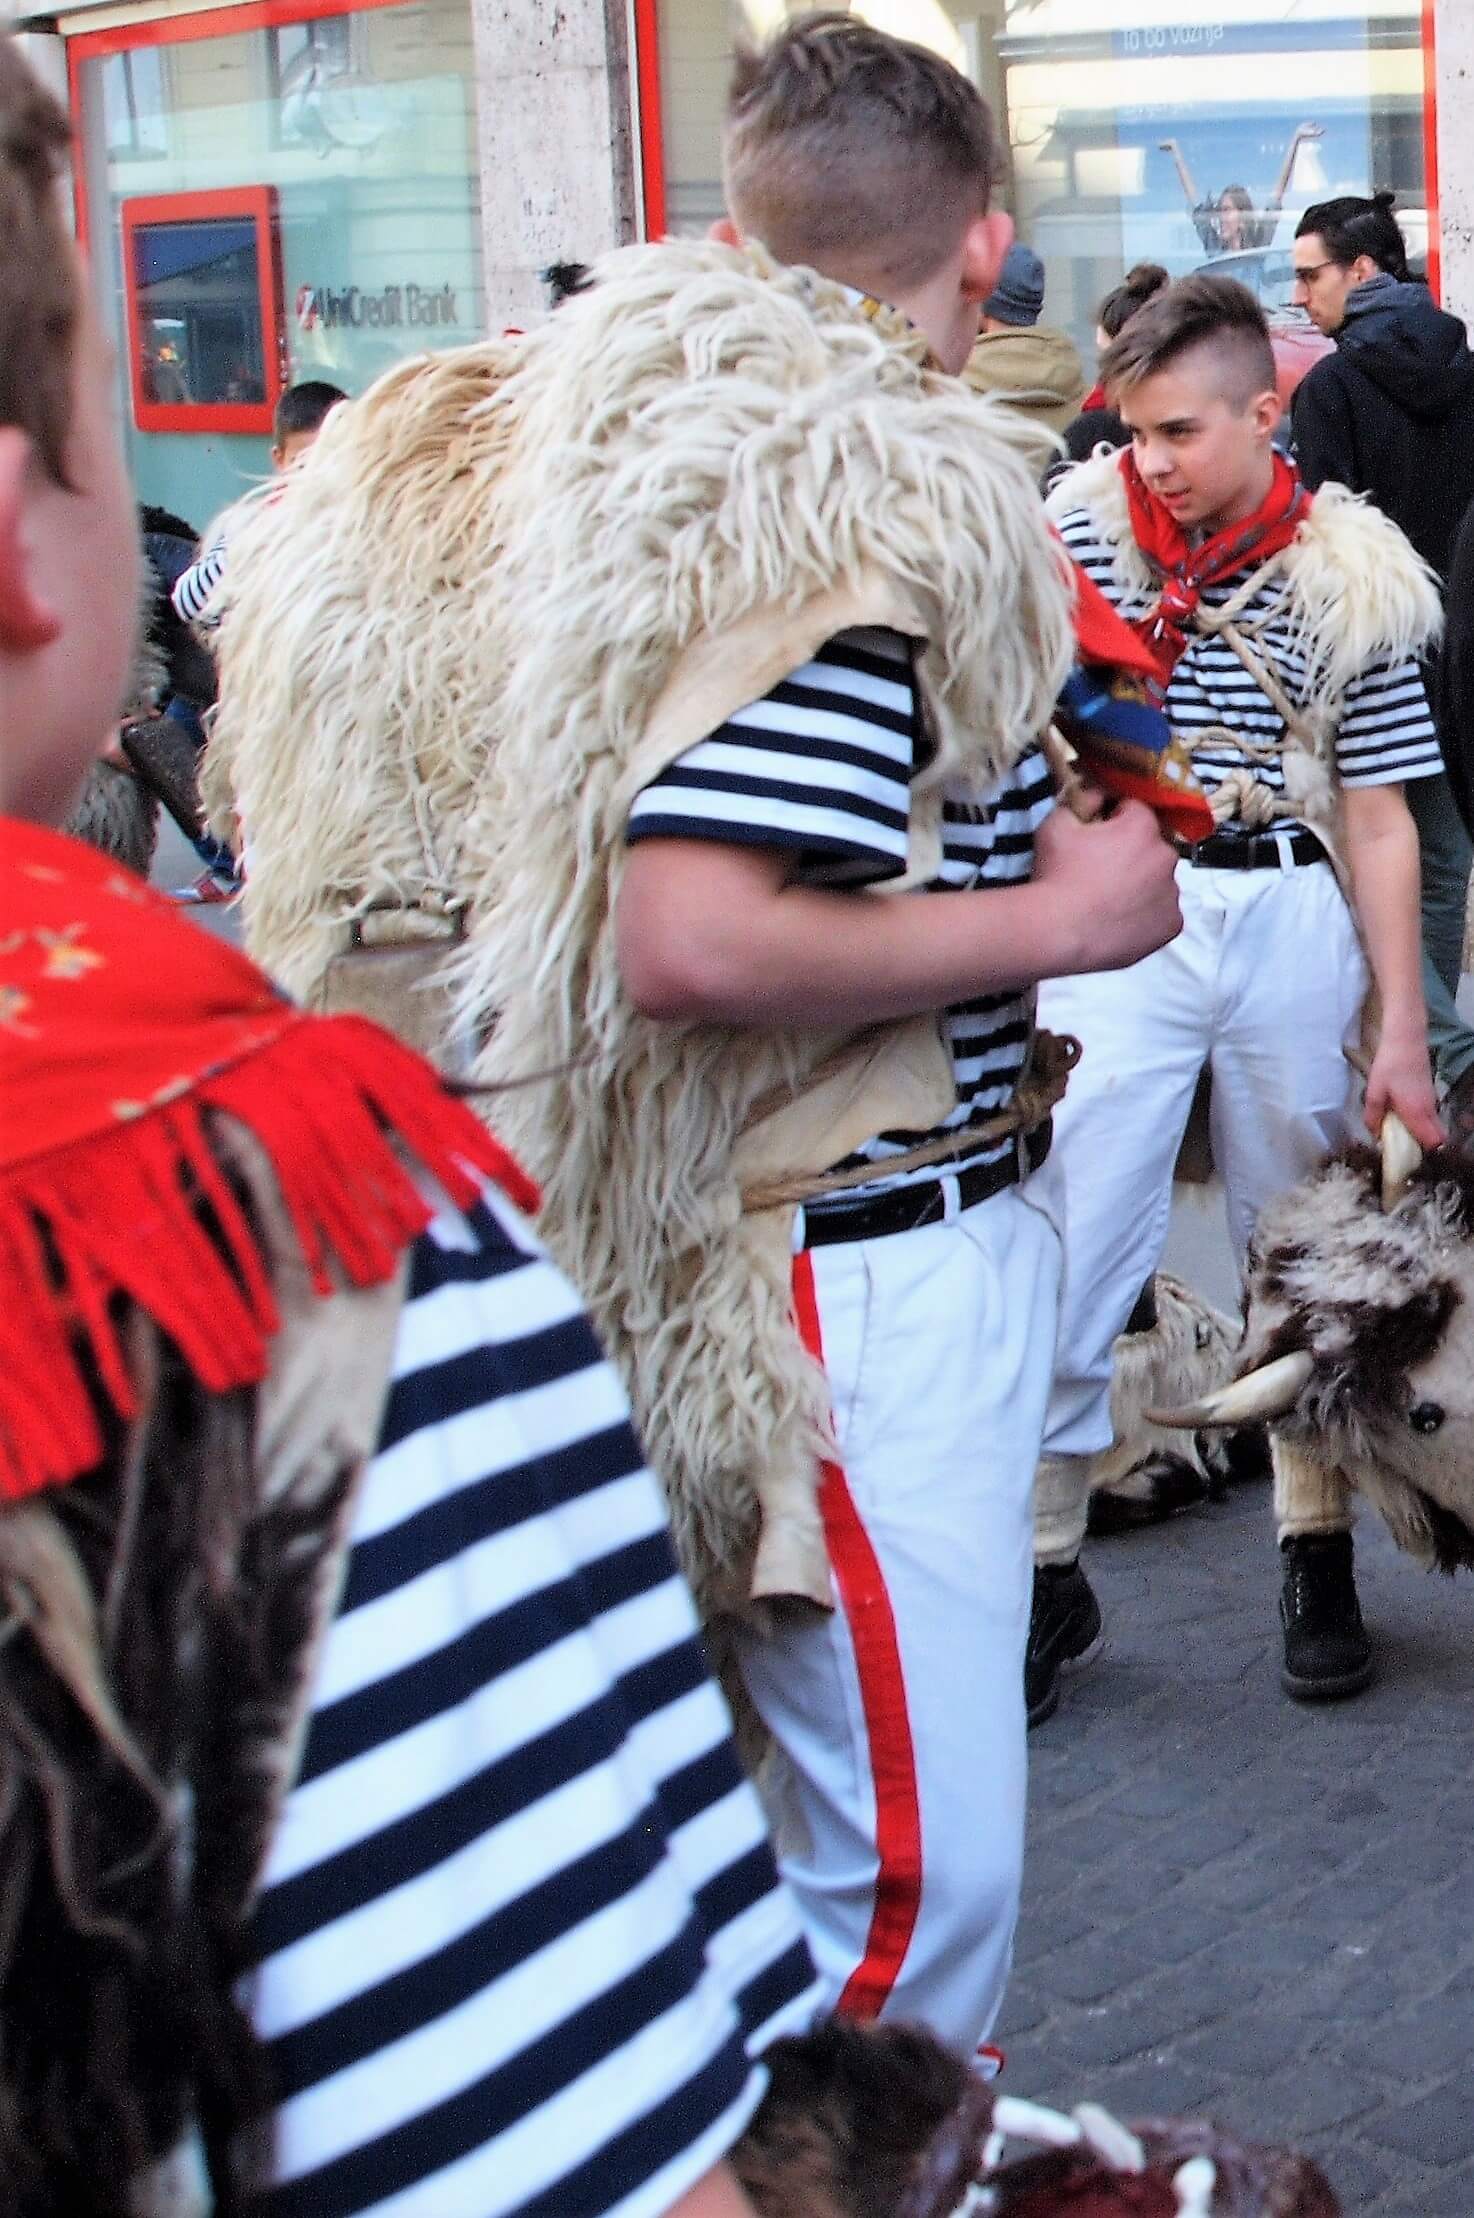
[246,1186,820,2218]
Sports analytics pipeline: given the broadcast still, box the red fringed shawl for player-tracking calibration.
[0,818,537,1502]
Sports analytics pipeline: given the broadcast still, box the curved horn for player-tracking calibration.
[1146,1349,1314,1431]
[1381,1110,1422,1212]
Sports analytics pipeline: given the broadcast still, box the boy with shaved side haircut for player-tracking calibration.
[1033,273,1444,1717]
[434,12,1182,2056]
[213,9,1180,2058]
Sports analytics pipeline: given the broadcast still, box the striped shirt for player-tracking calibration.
[1055,508,1442,830]
[247,1185,820,2218]
[172,530,229,627]
[626,626,1056,1198]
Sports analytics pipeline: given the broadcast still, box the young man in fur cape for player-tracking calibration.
[472,17,1181,2053]
[1035,272,1446,1712]
[0,39,824,2217]
[205,15,1181,2058]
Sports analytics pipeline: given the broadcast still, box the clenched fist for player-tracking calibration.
[1033,799,1183,977]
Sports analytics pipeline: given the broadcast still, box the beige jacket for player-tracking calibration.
[964,325,1088,466]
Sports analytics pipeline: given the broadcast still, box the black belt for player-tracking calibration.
[1179,829,1326,871]
[801,1120,1052,1249]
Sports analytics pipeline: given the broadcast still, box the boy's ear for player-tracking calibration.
[1250,386,1283,440]
[960,209,1015,305]
[708,215,743,248]
[0,428,62,653]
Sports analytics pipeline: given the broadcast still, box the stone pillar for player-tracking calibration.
[1435,0,1474,324]
[471,0,639,333]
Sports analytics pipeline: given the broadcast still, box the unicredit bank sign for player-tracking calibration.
[297,281,459,331]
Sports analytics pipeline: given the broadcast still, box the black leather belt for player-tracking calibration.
[1180,829,1326,870]
[801,1120,1052,1249]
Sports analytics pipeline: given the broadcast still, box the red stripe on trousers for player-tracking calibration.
[791,1247,922,2019]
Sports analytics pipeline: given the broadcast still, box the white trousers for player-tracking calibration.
[1040,859,1365,1478]
[734,1167,1062,2055]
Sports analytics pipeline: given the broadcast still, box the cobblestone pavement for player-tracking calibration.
[999,1480,1474,2214]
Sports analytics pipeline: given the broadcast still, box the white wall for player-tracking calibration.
[1435,0,1474,324]
[470,0,638,330]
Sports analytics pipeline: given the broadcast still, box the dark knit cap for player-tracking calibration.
[984,242,1045,327]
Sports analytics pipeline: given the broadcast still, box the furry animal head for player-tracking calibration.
[1219,1148,1474,1571]
[728,2019,1339,2216]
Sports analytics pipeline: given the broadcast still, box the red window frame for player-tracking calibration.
[120,184,284,434]
[631,0,666,239]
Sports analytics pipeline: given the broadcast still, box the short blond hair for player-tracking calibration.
[724,12,999,293]
[0,37,79,488]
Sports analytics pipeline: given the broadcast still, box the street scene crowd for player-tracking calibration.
[7,9,1474,2213]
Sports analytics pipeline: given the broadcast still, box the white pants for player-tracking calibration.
[1041,859,1365,1479]
[734,1166,1062,2054]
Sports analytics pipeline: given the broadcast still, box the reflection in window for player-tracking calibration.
[271,16,389,152]
[102,48,168,158]
[130,218,266,406]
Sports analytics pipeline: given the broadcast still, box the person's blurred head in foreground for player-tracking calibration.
[0,35,138,825]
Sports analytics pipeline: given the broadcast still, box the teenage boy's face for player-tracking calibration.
[0,264,139,824]
[1119,354,1279,536]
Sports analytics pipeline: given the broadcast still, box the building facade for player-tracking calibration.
[8,0,1473,520]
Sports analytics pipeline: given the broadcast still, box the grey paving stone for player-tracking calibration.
[1364,2089,1474,2166]
[1012,1467,1474,2197]
[1379,2161,1474,2214]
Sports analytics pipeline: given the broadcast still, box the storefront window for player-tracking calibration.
[75,0,484,527]
[652,1,1432,354]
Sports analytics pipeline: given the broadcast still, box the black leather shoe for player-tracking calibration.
[1026,1560,1103,1729]
[1279,1531,1374,1701]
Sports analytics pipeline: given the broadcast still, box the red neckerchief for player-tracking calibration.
[1120,446,1310,695]
[0,819,537,1503]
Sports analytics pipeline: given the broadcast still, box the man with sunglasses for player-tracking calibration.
[1291,193,1474,1149]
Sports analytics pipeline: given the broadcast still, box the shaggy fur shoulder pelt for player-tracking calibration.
[443,240,1074,1615]
[1044,450,1442,699]
[206,341,525,999]
[211,240,1073,1003]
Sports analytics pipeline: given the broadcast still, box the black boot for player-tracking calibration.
[1279,1531,1374,1701]
[1026,1560,1103,1729]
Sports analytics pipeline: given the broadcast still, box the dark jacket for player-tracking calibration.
[1291,275,1474,583]
[1437,497,1474,837]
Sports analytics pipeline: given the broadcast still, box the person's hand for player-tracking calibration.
[1364,1033,1444,1153]
[1033,798,1182,976]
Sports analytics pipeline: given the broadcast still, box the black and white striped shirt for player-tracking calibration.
[626,626,1056,1197]
[247,1186,820,2217]
[1055,508,1443,829]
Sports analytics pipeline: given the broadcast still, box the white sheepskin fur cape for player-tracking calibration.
[212,240,1077,1618]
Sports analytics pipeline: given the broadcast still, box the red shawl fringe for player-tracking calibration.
[0,1016,537,1503]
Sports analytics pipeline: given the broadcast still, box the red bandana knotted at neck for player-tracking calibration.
[1120,446,1310,695]
[0,819,538,1504]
